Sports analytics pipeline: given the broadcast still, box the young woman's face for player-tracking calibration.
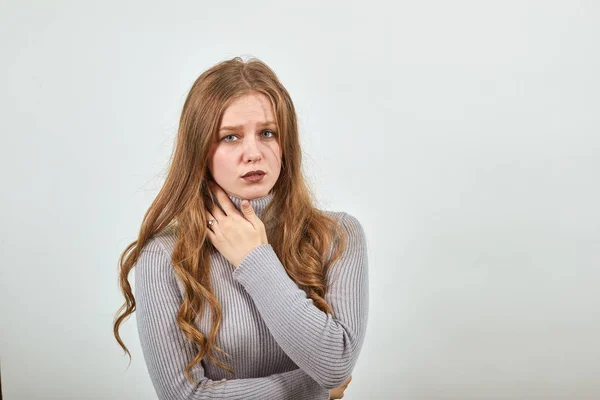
[208,92,282,200]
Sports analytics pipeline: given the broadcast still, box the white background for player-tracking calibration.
[1,0,599,399]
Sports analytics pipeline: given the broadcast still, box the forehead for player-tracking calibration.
[220,92,275,125]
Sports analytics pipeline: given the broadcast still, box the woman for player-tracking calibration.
[113,56,368,400]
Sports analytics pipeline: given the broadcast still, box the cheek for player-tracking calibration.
[210,148,237,174]
[269,143,282,163]
[208,149,222,173]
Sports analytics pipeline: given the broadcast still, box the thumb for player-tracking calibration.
[241,200,255,217]
[241,200,265,236]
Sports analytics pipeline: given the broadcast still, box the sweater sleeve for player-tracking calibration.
[134,239,330,400]
[232,212,369,389]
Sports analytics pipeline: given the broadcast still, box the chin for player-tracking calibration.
[239,185,273,200]
[242,191,269,200]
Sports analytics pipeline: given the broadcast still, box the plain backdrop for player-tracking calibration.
[1,0,599,399]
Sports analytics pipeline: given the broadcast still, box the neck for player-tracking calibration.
[225,192,274,219]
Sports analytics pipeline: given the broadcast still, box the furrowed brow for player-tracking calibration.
[219,121,277,132]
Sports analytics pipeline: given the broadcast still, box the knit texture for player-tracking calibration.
[134,192,369,399]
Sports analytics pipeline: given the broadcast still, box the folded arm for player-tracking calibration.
[232,212,369,389]
[134,240,329,400]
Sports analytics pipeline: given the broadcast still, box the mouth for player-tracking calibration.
[241,170,266,178]
[241,171,266,183]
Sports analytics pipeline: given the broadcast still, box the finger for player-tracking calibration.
[205,220,216,243]
[206,184,228,220]
[240,200,260,228]
[207,185,227,218]
[343,376,352,388]
[206,211,219,232]
[209,200,227,220]
[209,182,238,217]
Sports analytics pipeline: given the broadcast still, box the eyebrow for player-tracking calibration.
[219,121,277,132]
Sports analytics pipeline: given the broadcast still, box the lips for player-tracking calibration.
[242,170,266,177]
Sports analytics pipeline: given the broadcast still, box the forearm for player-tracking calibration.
[137,359,329,400]
[135,240,330,400]
[232,213,369,389]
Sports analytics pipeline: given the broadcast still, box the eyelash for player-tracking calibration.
[221,130,277,142]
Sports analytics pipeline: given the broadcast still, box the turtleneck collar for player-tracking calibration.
[225,191,274,219]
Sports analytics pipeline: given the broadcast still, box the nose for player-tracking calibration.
[243,135,262,163]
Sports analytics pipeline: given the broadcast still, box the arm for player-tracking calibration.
[232,212,369,389]
[134,239,329,400]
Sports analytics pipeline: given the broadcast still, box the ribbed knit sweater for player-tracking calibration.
[134,192,369,400]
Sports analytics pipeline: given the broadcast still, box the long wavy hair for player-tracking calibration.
[113,56,348,384]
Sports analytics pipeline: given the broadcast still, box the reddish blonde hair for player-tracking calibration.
[113,56,347,384]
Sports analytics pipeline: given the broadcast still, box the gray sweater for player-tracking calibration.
[134,192,369,399]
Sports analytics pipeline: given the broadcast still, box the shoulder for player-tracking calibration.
[137,224,191,295]
[319,210,367,248]
[320,209,364,231]
[135,226,179,278]
[320,210,368,279]
[137,224,179,261]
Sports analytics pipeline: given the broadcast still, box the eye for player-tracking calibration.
[221,130,276,142]
[222,134,238,142]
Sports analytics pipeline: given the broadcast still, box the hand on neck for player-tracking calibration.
[225,192,274,219]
